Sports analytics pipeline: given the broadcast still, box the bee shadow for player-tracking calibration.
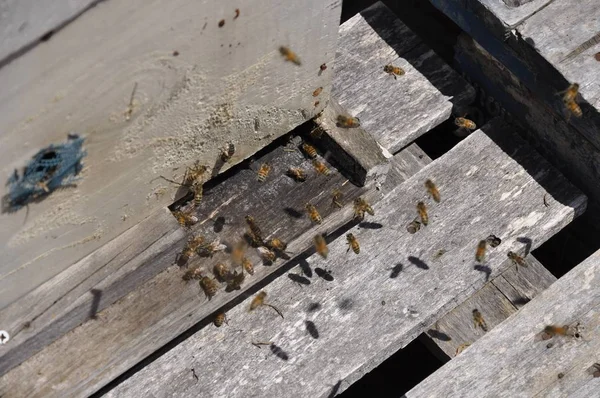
[307,302,321,313]
[213,216,226,233]
[513,296,531,306]
[408,256,429,270]
[315,268,334,282]
[89,289,102,320]
[269,344,290,361]
[298,259,312,277]
[359,221,383,230]
[338,298,354,311]
[305,320,320,339]
[517,237,533,256]
[474,264,492,281]
[426,329,452,342]
[389,263,403,278]
[283,207,304,218]
[287,273,311,285]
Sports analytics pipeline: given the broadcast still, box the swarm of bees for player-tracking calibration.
[559,83,582,119]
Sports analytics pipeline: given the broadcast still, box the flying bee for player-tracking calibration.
[346,233,360,254]
[231,241,247,265]
[305,203,323,224]
[406,218,421,234]
[257,246,277,265]
[266,237,288,253]
[559,83,579,104]
[173,210,199,227]
[312,87,323,97]
[196,239,227,258]
[213,311,227,327]
[417,202,428,226]
[331,189,343,208]
[287,167,307,182]
[565,99,582,118]
[383,64,405,79]
[225,270,245,291]
[242,257,254,275]
[475,240,487,263]
[213,263,232,282]
[301,142,318,159]
[182,266,203,281]
[245,215,263,239]
[336,115,361,128]
[177,235,205,264]
[508,251,528,269]
[486,234,502,248]
[424,179,441,203]
[314,234,329,259]
[454,117,477,130]
[220,143,235,162]
[472,309,488,332]
[200,276,219,300]
[184,161,209,186]
[353,197,375,220]
[257,163,272,182]
[542,325,572,339]
[312,159,331,176]
[250,291,267,311]
[279,46,301,65]
[310,126,325,139]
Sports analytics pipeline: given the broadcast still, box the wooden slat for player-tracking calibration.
[0,0,341,310]
[407,249,600,398]
[99,121,585,398]
[333,2,475,154]
[426,255,557,359]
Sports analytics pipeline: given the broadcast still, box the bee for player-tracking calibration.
[257,163,272,182]
[336,115,361,128]
[301,142,318,159]
[314,100,320,107]
[177,235,205,263]
[225,270,245,291]
[246,231,264,247]
[287,167,307,182]
[279,46,301,65]
[353,197,375,220]
[266,237,287,253]
[250,291,267,311]
[199,276,219,300]
[242,257,254,275]
[191,181,204,206]
[425,179,440,203]
[234,8,240,19]
[231,241,247,265]
[245,215,263,239]
[485,234,502,248]
[305,203,322,224]
[406,218,421,234]
[319,63,327,71]
[184,161,209,186]
[314,234,329,259]
[383,64,405,79]
[417,202,428,226]
[472,309,488,332]
[182,266,203,281]
[310,126,324,139]
[312,87,323,97]
[559,83,579,104]
[257,246,277,265]
[331,189,343,208]
[507,251,528,269]
[213,311,227,327]
[220,143,235,162]
[213,263,232,282]
[196,239,227,258]
[312,159,331,176]
[455,343,471,356]
[542,325,572,339]
[565,99,583,118]
[454,117,477,130]
[475,240,487,263]
[173,210,199,227]
[346,233,360,254]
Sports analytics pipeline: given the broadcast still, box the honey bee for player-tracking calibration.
[191,181,203,207]
[305,203,323,224]
[245,215,263,239]
[200,276,219,300]
[312,87,323,97]
[220,143,235,162]
[312,159,331,176]
[353,197,375,220]
[257,246,277,265]
[314,100,320,107]
[383,64,405,79]
[320,63,327,71]
[310,126,324,139]
[472,309,488,332]
[406,218,421,234]
[213,263,232,282]
[425,179,440,203]
[184,161,209,186]
[225,270,245,291]
[196,239,227,258]
[336,115,361,128]
[182,266,203,281]
[417,202,428,226]
[257,163,272,182]
[287,167,307,182]
[455,343,471,356]
[213,311,227,327]
[475,240,487,263]
[485,234,502,248]
[507,251,528,269]
[173,210,199,227]
[559,83,579,104]
[177,235,205,264]
[266,237,287,253]
[346,233,360,254]
[454,117,477,130]
[250,291,267,311]
[314,234,329,259]
[301,142,318,159]
[565,100,583,118]
[246,231,264,247]
[231,241,247,265]
[242,257,254,275]
[331,189,343,208]
[543,325,572,338]
[279,46,301,65]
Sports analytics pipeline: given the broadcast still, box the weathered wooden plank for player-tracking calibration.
[0,0,341,310]
[407,249,600,398]
[100,121,585,398]
[426,255,556,358]
[0,0,97,64]
[333,2,475,154]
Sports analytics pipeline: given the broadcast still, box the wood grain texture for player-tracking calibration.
[101,122,585,398]
[407,249,600,398]
[333,2,475,154]
[427,255,557,358]
[0,0,341,310]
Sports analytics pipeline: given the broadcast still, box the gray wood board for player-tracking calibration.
[333,1,475,154]
[0,0,340,310]
[407,249,600,398]
[475,0,553,31]
[101,122,585,398]
[0,128,433,397]
[427,255,557,358]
